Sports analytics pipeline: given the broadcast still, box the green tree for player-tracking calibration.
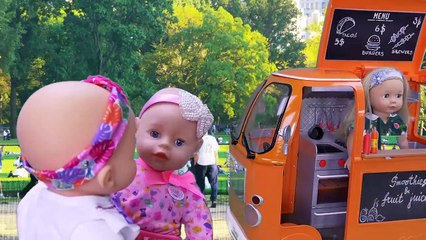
[39,0,174,111]
[143,4,275,122]
[0,0,49,136]
[213,0,306,70]
[0,0,14,125]
[0,0,174,124]
[302,22,322,67]
[0,72,11,125]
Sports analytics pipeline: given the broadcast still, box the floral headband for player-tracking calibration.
[139,89,213,138]
[22,75,130,190]
[369,68,404,89]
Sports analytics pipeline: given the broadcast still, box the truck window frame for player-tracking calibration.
[243,82,291,154]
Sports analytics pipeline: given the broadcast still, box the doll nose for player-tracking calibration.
[158,137,171,149]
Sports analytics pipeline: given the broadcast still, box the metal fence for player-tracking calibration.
[0,182,232,240]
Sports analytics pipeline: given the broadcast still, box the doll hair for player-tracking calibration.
[139,88,214,139]
[339,66,409,138]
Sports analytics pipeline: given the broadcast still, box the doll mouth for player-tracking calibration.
[154,152,168,160]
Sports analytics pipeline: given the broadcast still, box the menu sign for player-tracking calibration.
[326,9,425,61]
[359,171,426,223]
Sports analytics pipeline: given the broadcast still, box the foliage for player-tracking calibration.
[39,0,174,112]
[0,0,307,127]
[142,4,276,122]
[0,71,11,124]
[302,22,323,67]
[0,0,174,125]
[213,0,306,70]
[0,0,21,75]
[0,0,50,136]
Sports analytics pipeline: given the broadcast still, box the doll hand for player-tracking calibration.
[344,158,351,172]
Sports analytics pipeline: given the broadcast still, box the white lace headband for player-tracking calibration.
[139,89,214,138]
[369,69,404,89]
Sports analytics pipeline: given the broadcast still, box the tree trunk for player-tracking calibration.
[0,95,3,126]
[9,76,17,138]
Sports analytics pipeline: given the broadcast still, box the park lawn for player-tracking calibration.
[0,143,232,194]
[218,145,229,168]
[1,160,22,177]
[1,146,21,157]
[0,139,19,146]
[1,145,23,179]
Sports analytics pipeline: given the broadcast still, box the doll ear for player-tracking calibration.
[96,165,114,190]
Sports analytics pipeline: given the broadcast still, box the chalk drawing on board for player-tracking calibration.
[392,33,415,49]
[365,35,381,51]
[336,17,356,34]
[359,198,386,223]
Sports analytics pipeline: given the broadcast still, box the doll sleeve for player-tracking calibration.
[181,196,213,240]
[71,220,139,240]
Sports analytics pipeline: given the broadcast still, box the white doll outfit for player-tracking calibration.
[18,182,139,240]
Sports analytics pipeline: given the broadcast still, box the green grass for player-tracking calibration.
[0,138,19,146]
[1,144,29,196]
[0,143,232,195]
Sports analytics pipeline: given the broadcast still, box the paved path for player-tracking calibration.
[0,201,18,240]
[210,204,232,240]
[0,201,232,240]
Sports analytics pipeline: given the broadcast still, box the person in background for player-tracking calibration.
[14,155,23,167]
[0,146,3,171]
[0,181,3,198]
[19,174,38,199]
[3,129,7,141]
[193,129,220,208]
[6,129,11,140]
[211,124,217,135]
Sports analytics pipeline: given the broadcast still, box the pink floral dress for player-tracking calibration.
[113,158,213,240]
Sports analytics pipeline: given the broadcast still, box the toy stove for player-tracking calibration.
[292,135,349,229]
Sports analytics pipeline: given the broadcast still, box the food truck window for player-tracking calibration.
[245,83,291,153]
[418,84,426,137]
[231,82,265,142]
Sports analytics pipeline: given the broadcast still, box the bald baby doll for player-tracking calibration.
[17,76,139,240]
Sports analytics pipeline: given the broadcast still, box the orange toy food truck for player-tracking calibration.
[226,0,426,239]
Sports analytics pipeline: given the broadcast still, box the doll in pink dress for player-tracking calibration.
[113,87,214,240]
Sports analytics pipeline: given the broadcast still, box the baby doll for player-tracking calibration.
[17,75,139,240]
[112,88,214,240]
[343,66,409,170]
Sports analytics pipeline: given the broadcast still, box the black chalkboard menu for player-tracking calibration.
[359,170,426,223]
[326,9,425,61]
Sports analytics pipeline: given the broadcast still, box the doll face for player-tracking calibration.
[369,79,403,120]
[136,103,201,171]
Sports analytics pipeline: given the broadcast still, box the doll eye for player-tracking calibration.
[396,94,402,98]
[384,94,390,98]
[175,139,185,147]
[150,130,160,138]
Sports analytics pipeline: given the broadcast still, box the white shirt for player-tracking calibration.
[18,182,139,240]
[197,135,219,166]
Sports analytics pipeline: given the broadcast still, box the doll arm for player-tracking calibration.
[182,197,213,240]
[71,220,138,240]
[345,130,355,171]
[398,134,409,149]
